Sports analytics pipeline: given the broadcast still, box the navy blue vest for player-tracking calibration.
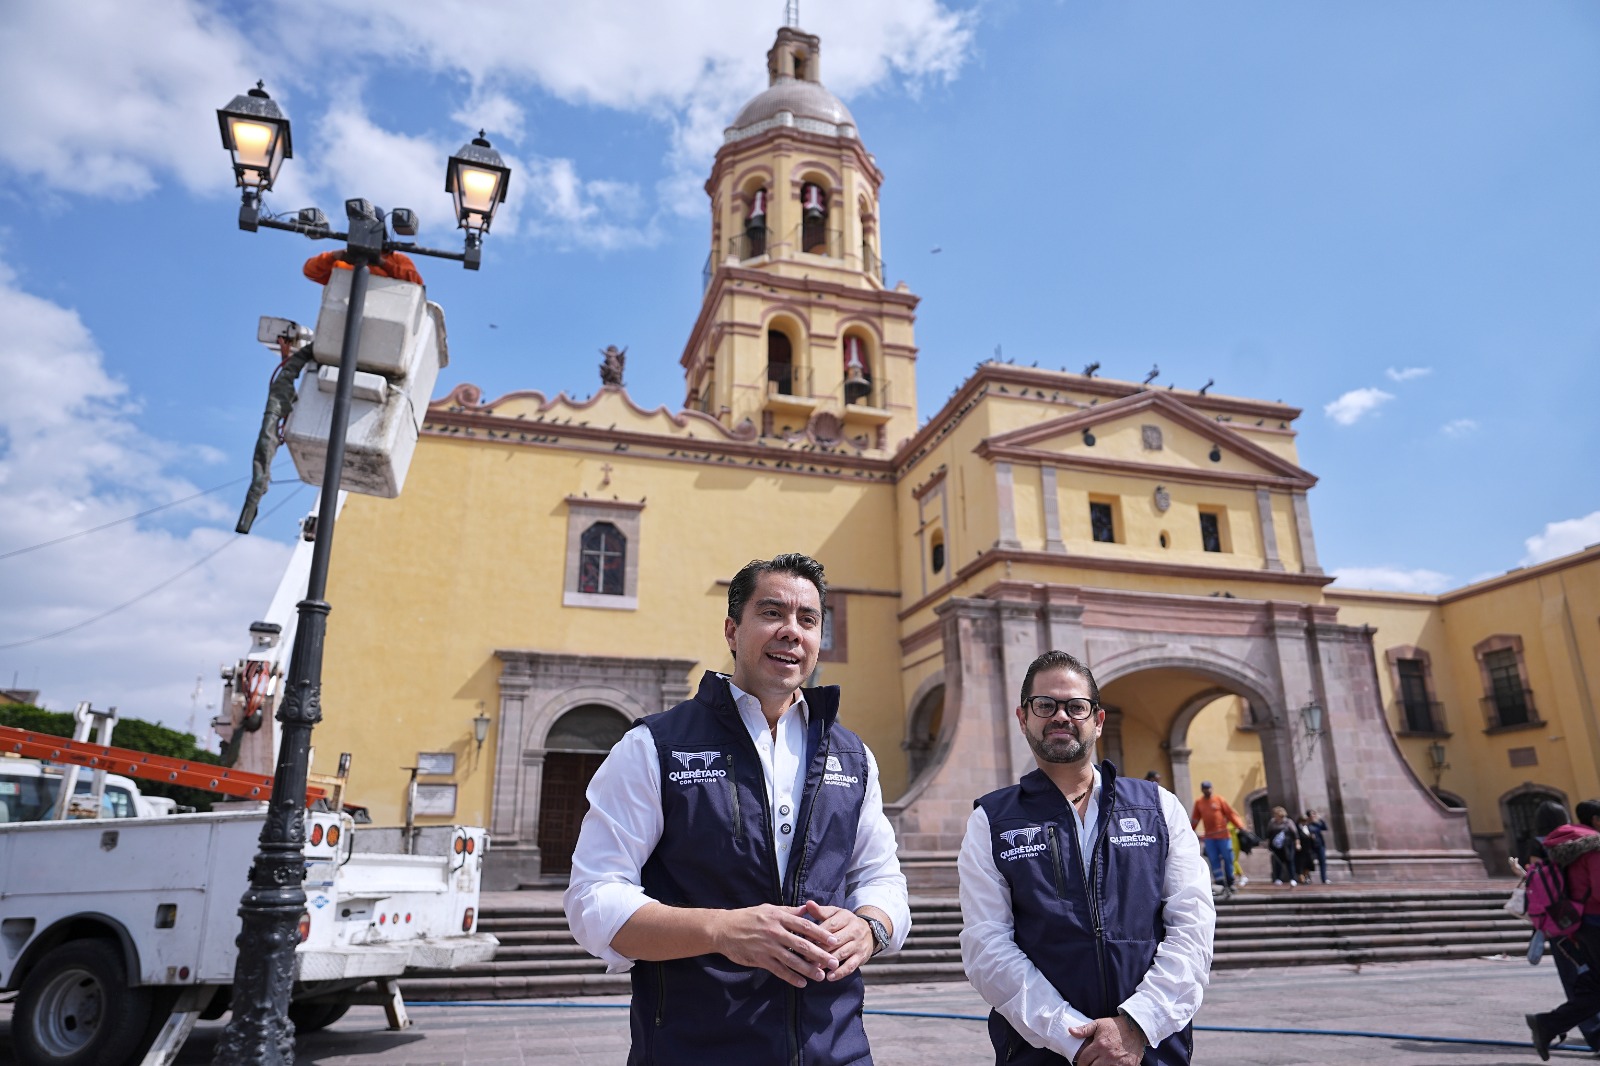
[629,671,873,1066]
[976,763,1191,1066]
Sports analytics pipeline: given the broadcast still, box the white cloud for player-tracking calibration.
[0,0,264,198]
[0,2,976,232]
[1330,567,1453,594]
[1440,418,1478,437]
[0,260,292,733]
[1323,387,1394,426]
[1385,366,1432,382]
[1522,511,1600,565]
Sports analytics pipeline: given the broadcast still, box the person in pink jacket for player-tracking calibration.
[1526,819,1600,1059]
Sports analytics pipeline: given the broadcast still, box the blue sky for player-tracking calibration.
[1,0,1597,733]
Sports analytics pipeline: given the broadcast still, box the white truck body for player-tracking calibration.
[0,799,495,1065]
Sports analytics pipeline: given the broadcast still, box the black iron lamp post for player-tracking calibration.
[211,83,510,1064]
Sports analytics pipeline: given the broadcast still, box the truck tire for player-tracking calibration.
[13,939,154,1066]
[288,999,351,1032]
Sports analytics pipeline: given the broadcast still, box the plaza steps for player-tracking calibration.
[397,885,1530,1000]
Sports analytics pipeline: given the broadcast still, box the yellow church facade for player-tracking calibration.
[299,25,1595,889]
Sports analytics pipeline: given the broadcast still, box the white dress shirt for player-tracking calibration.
[564,679,910,972]
[958,770,1215,1062]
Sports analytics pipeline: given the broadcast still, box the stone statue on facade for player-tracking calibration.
[600,345,627,387]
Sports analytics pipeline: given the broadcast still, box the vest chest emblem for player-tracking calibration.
[1111,815,1158,847]
[824,754,860,788]
[998,825,1047,861]
[668,750,726,783]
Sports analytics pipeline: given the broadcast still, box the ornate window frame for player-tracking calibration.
[1472,634,1541,733]
[563,497,643,610]
[1384,645,1448,737]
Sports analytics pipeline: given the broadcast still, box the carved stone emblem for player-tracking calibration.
[1154,485,1171,513]
[1141,424,1163,451]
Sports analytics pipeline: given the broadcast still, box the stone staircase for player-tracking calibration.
[399,885,1528,1000]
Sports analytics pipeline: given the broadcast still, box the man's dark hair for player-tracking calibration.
[1576,799,1600,827]
[1534,800,1570,838]
[727,553,828,621]
[1020,650,1100,706]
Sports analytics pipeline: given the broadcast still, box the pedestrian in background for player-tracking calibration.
[1191,781,1246,894]
[1301,809,1329,884]
[1266,806,1300,886]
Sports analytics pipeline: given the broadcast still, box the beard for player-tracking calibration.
[1027,724,1093,764]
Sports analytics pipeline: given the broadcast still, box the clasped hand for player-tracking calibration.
[713,900,874,988]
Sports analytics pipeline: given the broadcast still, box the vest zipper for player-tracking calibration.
[1046,825,1067,898]
[787,731,832,906]
[725,750,743,841]
[653,962,666,1027]
[1084,794,1113,1013]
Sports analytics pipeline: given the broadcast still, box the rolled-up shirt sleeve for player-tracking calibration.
[844,746,911,953]
[1117,789,1216,1046]
[959,806,1093,1061]
[562,727,663,973]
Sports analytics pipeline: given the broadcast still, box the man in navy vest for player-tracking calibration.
[565,553,909,1065]
[959,651,1214,1065]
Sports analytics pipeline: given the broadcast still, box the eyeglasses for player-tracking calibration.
[1023,696,1098,720]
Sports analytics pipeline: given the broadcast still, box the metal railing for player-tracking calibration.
[844,377,893,409]
[1481,689,1537,730]
[1392,698,1447,735]
[764,362,813,397]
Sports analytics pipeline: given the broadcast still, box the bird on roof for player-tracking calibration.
[1143,364,1160,385]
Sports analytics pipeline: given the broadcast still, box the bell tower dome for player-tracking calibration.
[680,25,919,452]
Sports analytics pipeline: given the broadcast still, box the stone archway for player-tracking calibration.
[486,650,697,889]
[536,704,632,878]
[888,588,1483,889]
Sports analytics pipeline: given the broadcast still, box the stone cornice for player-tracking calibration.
[975,390,1317,489]
[423,385,898,484]
[706,125,883,194]
[974,441,1316,492]
[681,267,920,375]
[894,363,1302,477]
[948,547,1333,597]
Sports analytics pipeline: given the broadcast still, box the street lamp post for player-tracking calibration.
[211,83,510,1063]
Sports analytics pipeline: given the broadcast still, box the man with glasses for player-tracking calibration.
[959,650,1214,1066]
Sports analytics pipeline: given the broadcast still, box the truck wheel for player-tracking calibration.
[288,999,351,1032]
[13,939,153,1066]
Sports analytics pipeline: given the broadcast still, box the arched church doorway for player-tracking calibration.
[537,704,632,876]
[1503,786,1568,867]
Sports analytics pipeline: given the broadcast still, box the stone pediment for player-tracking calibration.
[979,390,1316,489]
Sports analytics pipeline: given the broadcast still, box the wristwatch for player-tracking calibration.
[862,915,890,957]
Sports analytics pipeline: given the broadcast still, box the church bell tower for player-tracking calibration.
[680,25,920,452]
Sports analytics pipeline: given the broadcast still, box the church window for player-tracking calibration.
[579,522,626,595]
[767,329,795,394]
[1090,501,1116,544]
[1397,658,1439,733]
[931,532,946,574]
[801,182,829,255]
[1484,648,1531,728]
[818,593,848,663]
[1199,511,1222,552]
[563,499,643,610]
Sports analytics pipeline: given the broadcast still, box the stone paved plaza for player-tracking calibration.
[4,954,1593,1064]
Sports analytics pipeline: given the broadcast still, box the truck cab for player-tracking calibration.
[0,758,160,822]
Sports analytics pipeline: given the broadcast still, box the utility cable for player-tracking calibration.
[0,484,307,650]
[403,1001,1595,1054]
[0,464,296,562]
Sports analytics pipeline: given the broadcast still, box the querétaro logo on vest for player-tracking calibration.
[823,753,860,788]
[1110,814,1157,847]
[998,825,1047,862]
[668,750,726,783]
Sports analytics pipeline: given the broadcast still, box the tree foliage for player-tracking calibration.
[0,704,220,812]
